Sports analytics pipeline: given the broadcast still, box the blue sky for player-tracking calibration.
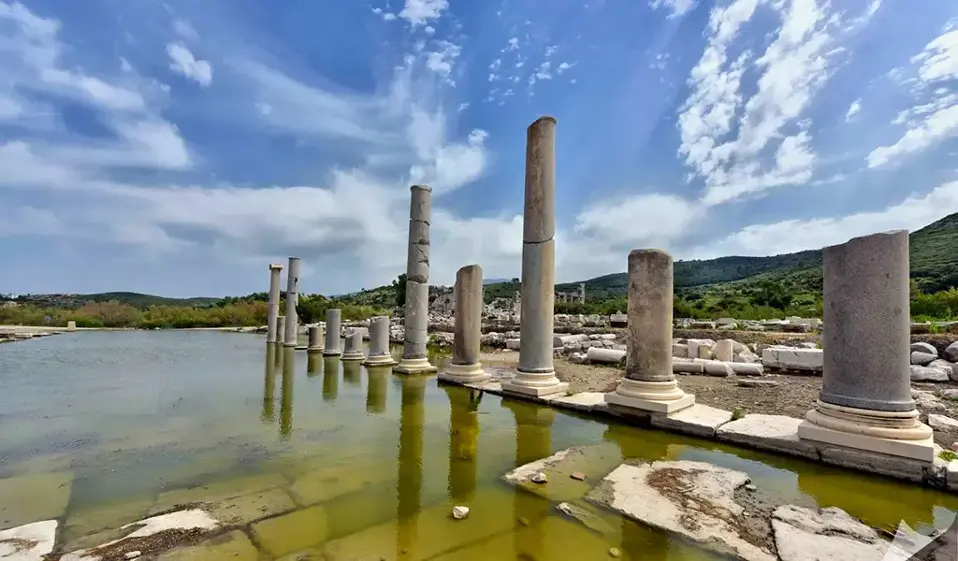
[1,0,957,298]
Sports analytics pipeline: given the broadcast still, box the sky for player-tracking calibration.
[1,0,957,298]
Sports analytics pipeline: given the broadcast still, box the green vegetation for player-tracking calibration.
[940,450,958,462]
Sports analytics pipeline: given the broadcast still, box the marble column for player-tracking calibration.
[283,257,301,347]
[503,116,568,397]
[605,249,695,414]
[307,326,323,353]
[266,264,284,344]
[394,185,438,375]
[280,348,295,440]
[276,316,286,352]
[440,264,489,384]
[364,316,396,367]
[798,230,934,461]
[341,328,366,361]
[323,308,342,356]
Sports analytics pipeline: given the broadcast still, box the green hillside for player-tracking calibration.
[13,292,222,310]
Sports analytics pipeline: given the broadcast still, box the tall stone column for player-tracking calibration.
[395,185,438,375]
[341,328,365,361]
[605,249,694,414]
[276,316,286,353]
[283,257,301,347]
[364,316,396,367]
[440,265,489,384]
[266,264,284,344]
[280,348,295,440]
[307,326,322,353]
[323,309,342,356]
[798,230,934,461]
[503,116,568,397]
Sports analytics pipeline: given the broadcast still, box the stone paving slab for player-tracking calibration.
[716,414,820,460]
[151,473,288,515]
[502,444,623,504]
[547,392,606,412]
[650,404,733,438]
[250,504,329,559]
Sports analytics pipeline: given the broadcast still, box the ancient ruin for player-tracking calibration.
[439,264,489,384]
[266,263,283,344]
[322,308,342,357]
[364,315,396,367]
[307,325,322,353]
[282,257,300,347]
[502,116,568,397]
[798,230,935,461]
[341,329,365,361]
[394,185,437,375]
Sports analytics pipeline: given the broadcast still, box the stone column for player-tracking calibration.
[307,326,323,353]
[605,249,695,415]
[276,316,286,351]
[341,328,366,361]
[798,230,934,461]
[266,264,283,344]
[323,309,342,356]
[395,185,438,375]
[440,264,489,384]
[364,316,396,367]
[283,257,300,347]
[503,116,568,397]
[280,348,295,440]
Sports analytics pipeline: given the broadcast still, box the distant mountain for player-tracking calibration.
[11,292,222,310]
[483,277,512,285]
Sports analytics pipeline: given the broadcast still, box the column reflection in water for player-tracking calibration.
[396,376,427,560]
[261,344,277,423]
[280,347,295,440]
[307,353,323,378]
[322,358,340,402]
[366,366,389,414]
[444,386,481,504]
[502,400,555,560]
[342,359,362,386]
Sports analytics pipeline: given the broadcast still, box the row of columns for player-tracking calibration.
[266,257,301,347]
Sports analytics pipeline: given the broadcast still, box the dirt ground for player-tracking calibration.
[481,348,958,448]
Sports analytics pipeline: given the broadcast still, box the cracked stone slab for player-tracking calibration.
[548,392,606,413]
[502,444,623,503]
[651,404,734,438]
[0,520,57,561]
[771,505,888,561]
[716,414,819,460]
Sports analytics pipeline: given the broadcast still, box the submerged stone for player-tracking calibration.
[151,473,287,515]
[502,444,622,503]
[250,505,329,559]
[60,509,219,561]
[0,471,73,530]
[205,487,297,526]
[287,463,394,506]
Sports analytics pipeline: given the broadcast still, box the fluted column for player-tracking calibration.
[503,117,568,397]
[283,257,301,347]
[323,308,342,356]
[440,265,489,384]
[798,230,934,461]
[605,249,694,415]
[395,185,438,375]
[364,316,396,367]
[266,264,283,344]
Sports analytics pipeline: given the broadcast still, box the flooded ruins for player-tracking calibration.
[3,117,958,560]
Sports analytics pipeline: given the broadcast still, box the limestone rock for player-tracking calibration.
[944,341,958,362]
[928,414,958,432]
[910,364,951,382]
[911,351,938,366]
[452,506,470,520]
[586,347,626,364]
[771,505,886,561]
[761,347,823,373]
[531,472,548,484]
[911,342,938,356]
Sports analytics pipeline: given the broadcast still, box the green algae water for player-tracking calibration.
[2,330,958,559]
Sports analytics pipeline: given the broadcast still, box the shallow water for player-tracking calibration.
[1,331,957,559]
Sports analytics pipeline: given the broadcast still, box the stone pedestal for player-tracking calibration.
[341,329,365,361]
[323,309,342,357]
[798,231,934,461]
[395,185,438,375]
[364,316,396,367]
[307,326,322,353]
[440,264,489,384]
[66,320,77,332]
[283,257,300,347]
[503,116,567,397]
[266,264,283,344]
[605,249,694,415]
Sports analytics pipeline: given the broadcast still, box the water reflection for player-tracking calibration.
[365,366,389,414]
[322,358,340,402]
[280,347,295,440]
[444,386,481,504]
[343,360,362,386]
[397,375,426,560]
[503,399,555,560]
[307,353,322,377]
[261,344,277,423]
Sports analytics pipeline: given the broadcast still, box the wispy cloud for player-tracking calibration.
[167,43,213,87]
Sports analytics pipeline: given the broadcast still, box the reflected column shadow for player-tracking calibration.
[280,347,296,440]
[396,375,427,560]
[322,358,340,402]
[343,360,362,387]
[443,386,482,505]
[261,344,277,423]
[366,366,390,414]
[307,353,323,378]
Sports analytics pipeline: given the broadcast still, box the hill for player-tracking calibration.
[11,292,223,310]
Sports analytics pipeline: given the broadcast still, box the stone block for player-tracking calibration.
[251,505,329,559]
[910,364,950,382]
[798,420,935,462]
[650,404,733,438]
[761,347,823,373]
[0,520,57,560]
[817,446,928,483]
[502,444,623,504]
[585,347,625,364]
[716,414,819,459]
[550,392,607,413]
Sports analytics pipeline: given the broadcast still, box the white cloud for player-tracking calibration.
[167,43,213,87]
[398,0,449,26]
[867,28,958,168]
[650,0,698,18]
[173,19,199,40]
[845,98,861,121]
[425,41,461,84]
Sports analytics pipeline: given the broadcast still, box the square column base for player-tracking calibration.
[797,420,935,462]
[605,391,695,415]
[393,358,438,375]
[501,380,569,397]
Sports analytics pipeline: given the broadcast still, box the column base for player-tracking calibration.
[363,354,397,367]
[341,351,366,362]
[501,368,568,397]
[798,401,935,462]
[438,362,490,385]
[322,350,342,357]
[604,378,695,415]
[307,347,322,353]
[393,357,438,375]
[282,342,297,348]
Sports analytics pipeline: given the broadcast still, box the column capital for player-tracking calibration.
[269,264,284,271]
